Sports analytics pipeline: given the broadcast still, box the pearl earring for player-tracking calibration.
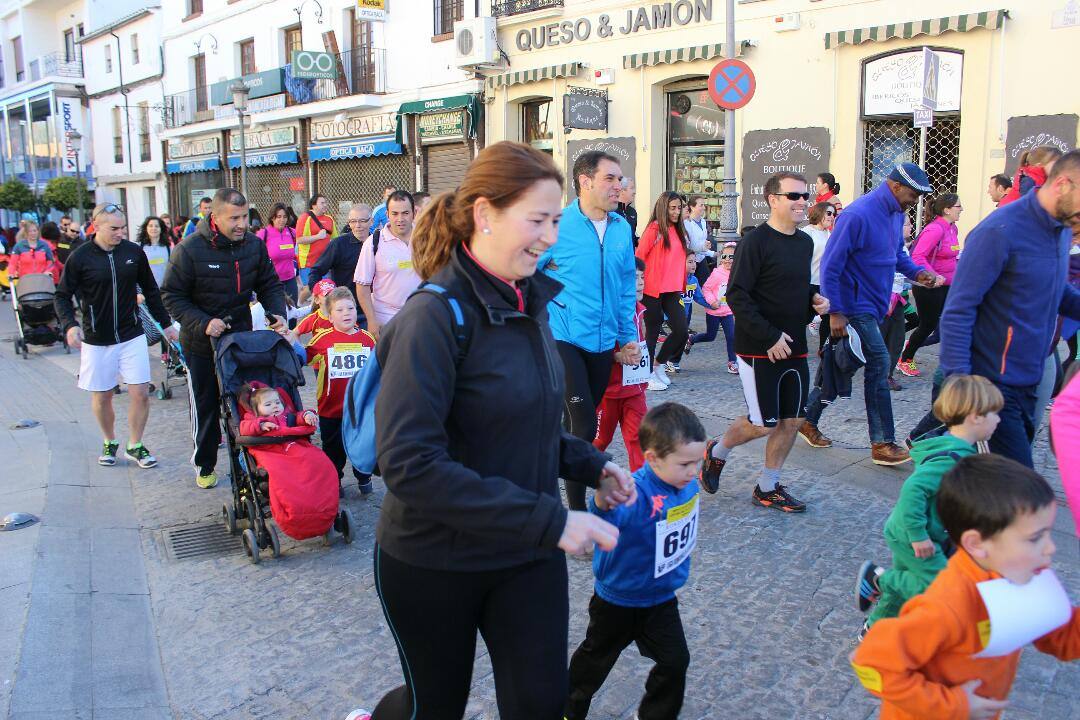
[482,228,491,234]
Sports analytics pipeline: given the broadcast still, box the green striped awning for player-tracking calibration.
[825,9,1008,49]
[486,62,583,89]
[622,41,749,70]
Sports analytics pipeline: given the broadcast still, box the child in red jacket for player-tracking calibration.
[238,384,318,435]
[593,257,648,472]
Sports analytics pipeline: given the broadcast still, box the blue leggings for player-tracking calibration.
[690,314,735,362]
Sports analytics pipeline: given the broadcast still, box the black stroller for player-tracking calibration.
[213,329,355,564]
[11,273,68,358]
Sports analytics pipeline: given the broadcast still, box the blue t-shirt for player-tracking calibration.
[590,463,699,608]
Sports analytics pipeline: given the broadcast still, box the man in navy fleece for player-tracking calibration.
[801,163,944,466]
[938,150,1080,467]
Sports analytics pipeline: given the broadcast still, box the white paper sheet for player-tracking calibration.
[973,568,1072,658]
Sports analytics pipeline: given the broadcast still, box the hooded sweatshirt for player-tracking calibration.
[884,434,977,547]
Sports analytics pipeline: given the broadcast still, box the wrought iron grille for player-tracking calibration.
[232,164,309,220]
[861,115,962,227]
[315,155,415,218]
[492,0,563,17]
[434,0,464,35]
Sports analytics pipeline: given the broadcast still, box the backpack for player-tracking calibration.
[341,283,469,475]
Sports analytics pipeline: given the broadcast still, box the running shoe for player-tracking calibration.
[857,619,871,643]
[670,362,681,373]
[664,361,676,374]
[647,378,668,391]
[124,443,158,469]
[344,710,372,720]
[652,368,671,386]
[196,470,219,489]
[683,339,693,356]
[856,560,884,612]
[726,361,739,375]
[699,438,726,494]
[358,477,374,495]
[887,376,903,391]
[752,484,806,512]
[896,360,920,377]
[98,440,120,466]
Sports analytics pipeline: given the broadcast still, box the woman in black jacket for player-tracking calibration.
[366,142,635,720]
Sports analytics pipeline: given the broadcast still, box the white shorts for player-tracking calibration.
[77,335,151,392]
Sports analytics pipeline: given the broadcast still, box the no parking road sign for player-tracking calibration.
[708,59,756,110]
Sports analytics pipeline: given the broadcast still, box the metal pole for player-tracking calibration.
[914,125,928,235]
[75,151,83,225]
[718,0,739,242]
[237,109,248,197]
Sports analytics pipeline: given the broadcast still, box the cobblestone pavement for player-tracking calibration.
[2,305,1077,720]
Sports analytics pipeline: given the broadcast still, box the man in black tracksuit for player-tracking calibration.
[161,188,287,489]
[306,202,371,311]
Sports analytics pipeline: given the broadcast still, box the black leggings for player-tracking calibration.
[643,293,689,366]
[372,546,569,720]
[901,285,949,362]
[556,341,613,511]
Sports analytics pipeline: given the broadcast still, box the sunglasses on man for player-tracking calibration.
[770,192,811,201]
[719,253,735,260]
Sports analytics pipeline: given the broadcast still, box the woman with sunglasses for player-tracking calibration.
[258,203,299,304]
[805,201,836,353]
[685,241,739,374]
[636,191,691,390]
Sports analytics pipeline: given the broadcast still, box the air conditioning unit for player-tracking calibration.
[455,16,498,68]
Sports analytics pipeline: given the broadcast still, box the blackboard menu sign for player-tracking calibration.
[740,127,830,226]
[563,93,608,131]
[1004,114,1077,177]
[565,136,636,202]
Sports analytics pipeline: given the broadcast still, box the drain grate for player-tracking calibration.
[162,522,243,562]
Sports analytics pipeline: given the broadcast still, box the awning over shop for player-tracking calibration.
[165,157,221,174]
[395,93,481,145]
[622,41,750,70]
[308,136,403,162]
[226,149,300,169]
[485,62,584,90]
[824,9,1008,50]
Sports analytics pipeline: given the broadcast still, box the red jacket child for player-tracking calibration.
[593,303,648,471]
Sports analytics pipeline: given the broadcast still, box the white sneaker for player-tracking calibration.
[648,378,668,391]
[664,361,676,374]
[656,368,672,386]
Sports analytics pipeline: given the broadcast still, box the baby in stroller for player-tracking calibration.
[239,383,318,434]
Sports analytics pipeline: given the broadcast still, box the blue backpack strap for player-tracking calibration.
[410,282,469,363]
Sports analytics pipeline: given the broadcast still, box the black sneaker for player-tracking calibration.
[855,560,884,612]
[124,443,158,469]
[699,438,726,494]
[857,618,871,643]
[98,440,120,466]
[752,484,806,513]
[358,476,373,495]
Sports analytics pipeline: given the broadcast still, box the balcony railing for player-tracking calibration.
[163,48,386,130]
[27,51,84,82]
[491,0,563,18]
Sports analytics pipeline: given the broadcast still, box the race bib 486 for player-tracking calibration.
[327,344,371,380]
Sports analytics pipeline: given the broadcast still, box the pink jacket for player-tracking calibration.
[259,226,298,282]
[911,217,960,285]
[701,265,733,317]
[1050,375,1080,535]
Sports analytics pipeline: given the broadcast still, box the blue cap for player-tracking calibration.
[887,163,932,193]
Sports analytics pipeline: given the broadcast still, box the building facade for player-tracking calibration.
[483,0,1079,239]
[159,0,485,227]
[81,5,168,234]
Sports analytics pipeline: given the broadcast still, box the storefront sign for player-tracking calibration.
[863,50,962,116]
[309,137,402,161]
[213,94,287,120]
[229,126,298,153]
[1004,114,1077,176]
[211,68,287,106]
[515,0,714,52]
[563,93,608,131]
[356,0,387,21]
[418,111,465,144]
[311,112,397,142]
[740,127,830,225]
[291,50,338,80]
[166,157,223,174]
[226,149,300,169]
[565,136,636,202]
[56,97,87,174]
[167,136,220,160]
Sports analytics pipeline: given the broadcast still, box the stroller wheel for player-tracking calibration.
[340,508,355,545]
[267,523,282,558]
[157,384,167,401]
[222,502,238,536]
[163,384,173,400]
[243,496,258,531]
[242,529,260,564]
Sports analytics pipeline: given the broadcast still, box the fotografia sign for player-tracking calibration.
[563,93,608,131]
[1004,114,1077,176]
[740,127,830,225]
[565,136,636,202]
[311,112,396,142]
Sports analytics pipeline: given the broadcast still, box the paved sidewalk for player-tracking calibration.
[1,305,1077,720]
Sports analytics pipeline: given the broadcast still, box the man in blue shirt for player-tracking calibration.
[801,164,944,465]
[370,185,394,232]
[938,151,1080,467]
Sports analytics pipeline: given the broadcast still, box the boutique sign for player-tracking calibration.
[515,0,714,52]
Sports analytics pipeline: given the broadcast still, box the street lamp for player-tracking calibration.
[230,81,250,198]
[69,130,84,225]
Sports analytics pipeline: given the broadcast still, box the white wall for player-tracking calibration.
[82,10,163,95]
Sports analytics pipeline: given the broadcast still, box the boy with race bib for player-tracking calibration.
[566,402,706,720]
[288,287,376,495]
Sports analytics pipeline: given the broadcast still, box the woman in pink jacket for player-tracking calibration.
[684,241,738,374]
[896,194,963,377]
[259,203,299,303]
[635,191,689,389]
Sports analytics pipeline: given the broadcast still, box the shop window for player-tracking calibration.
[667,87,726,233]
[105,44,113,73]
[522,99,553,153]
[188,0,204,17]
[349,11,375,93]
[433,0,464,37]
[13,37,24,82]
[138,103,151,162]
[239,38,256,76]
[146,187,157,218]
[131,34,140,64]
[284,25,303,57]
[112,107,124,163]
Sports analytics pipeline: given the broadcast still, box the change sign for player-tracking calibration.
[291,50,337,80]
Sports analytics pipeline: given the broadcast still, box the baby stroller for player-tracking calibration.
[138,305,187,400]
[11,273,68,359]
[213,329,356,564]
